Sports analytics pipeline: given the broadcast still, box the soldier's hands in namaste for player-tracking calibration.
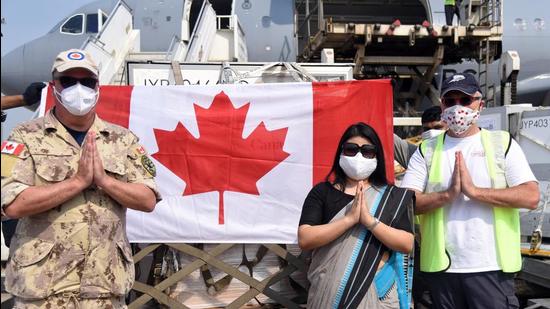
[89,132,108,187]
[74,131,108,189]
[74,132,95,189]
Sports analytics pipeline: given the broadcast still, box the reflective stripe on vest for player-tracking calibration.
[419,130,521,273]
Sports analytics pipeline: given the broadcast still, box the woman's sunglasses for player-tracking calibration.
[342,143,377,159]
[441,96,482,107]
[57,76,98,89]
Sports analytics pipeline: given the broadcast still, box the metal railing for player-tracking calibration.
[80,0,137,85]
[164,35,187,61]
[465,0,502,27]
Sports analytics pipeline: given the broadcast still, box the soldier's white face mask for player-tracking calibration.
[54,83,99,116]
[441,105,480,135]
[339,153,378,181]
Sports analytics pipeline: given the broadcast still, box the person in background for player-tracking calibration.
[394,106,447,170]
[1,82,46,125]
[1,49,161,308]
[1,82,46,111]
[402,73,539,309]
[299,122,415,309]
[444,0,461,26]
[420,106,446,140]
[393,105,446,309]
[412,107,447,309]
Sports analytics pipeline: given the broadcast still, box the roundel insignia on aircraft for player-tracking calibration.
[67,51,85,61]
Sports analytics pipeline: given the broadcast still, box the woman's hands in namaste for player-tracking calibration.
[345,181,376,227]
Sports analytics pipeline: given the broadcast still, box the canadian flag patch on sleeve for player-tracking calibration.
[1,141,25,156]
[136,145,146,155]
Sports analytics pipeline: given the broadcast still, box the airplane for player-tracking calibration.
[1,0,549,107]
[1,0,295,96]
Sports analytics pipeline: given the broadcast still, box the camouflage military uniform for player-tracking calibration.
[1,110,161,308]
[13,294,127,309]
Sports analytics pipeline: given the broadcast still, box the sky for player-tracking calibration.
[1,0,93,140]
[1,0,93,56]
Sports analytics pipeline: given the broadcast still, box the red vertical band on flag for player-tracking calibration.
[95,86,133,128]
[44,85,133,128]
[312,80,394,185]
[44,84,56,113]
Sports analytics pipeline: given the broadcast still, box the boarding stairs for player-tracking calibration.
[81,0,188,86]
[78,1,140,86]
[80,0,247,86]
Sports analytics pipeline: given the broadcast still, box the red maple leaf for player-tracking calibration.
[152,91,290,224]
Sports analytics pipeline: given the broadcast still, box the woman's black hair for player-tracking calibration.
[325,122,388,190]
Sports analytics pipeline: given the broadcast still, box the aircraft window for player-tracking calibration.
[87,14,99,33]
[61,14,84,34]
[534,18,545,31]
[262,16,272,28]
[513,18,527,31]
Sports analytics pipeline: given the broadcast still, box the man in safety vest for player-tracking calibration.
[401,73,539,308]
[444,0,461,26]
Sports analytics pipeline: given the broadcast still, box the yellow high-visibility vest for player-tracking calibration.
[418,130,521,273]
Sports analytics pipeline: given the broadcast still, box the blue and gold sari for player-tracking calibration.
[306,185,414,309]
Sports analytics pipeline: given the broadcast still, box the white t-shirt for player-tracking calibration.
[401,131,537,273]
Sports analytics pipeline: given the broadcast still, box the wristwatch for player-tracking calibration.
[366,217,380,231]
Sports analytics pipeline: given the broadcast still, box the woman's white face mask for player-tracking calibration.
[339,153,378,181]
[54,83,99,116]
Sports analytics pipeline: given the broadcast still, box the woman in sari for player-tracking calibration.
[298,122,415,309]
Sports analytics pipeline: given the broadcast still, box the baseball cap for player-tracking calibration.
[51,49,99,76]
[440,73,482,97]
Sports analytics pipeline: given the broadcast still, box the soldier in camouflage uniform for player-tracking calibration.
[1,49,161,308]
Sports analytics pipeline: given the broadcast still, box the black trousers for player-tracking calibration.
[413,241,433,308]
[424,271,519,309]
[445,4,460,26]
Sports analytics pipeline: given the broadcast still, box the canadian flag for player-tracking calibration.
[43,81,393,243]
[1,141,25,155]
